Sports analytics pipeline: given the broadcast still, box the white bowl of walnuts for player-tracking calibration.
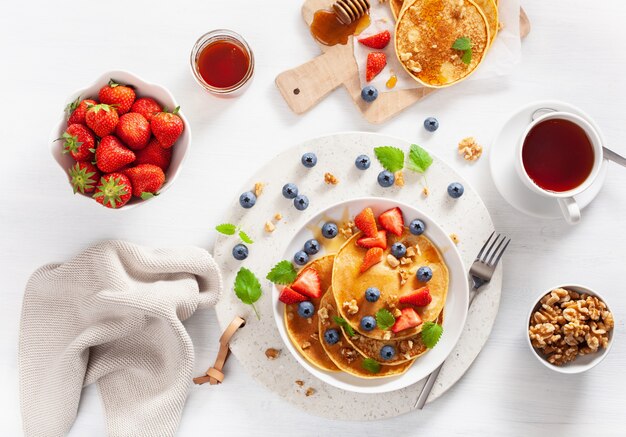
[527,284,615,374]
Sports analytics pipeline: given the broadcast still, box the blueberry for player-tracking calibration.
[293,194,309,211]
[301,152,317,168]
[360,316,377,331]
[391,242,407,259]
[298,301,315,318]
[282,183,298,199]
[232,244,248,260]
[380,345,396,360]
[361,86,378,103]
[377,170,395,188]
[355,154,371,170]
[365,287,380,302]
[424,117,439,132]
[304,239,320,255]
[239,191,256,208]
[409,219,426,235]
[447,182,464,199]
[321,222,338,239]
[417,266,433,282]
[324,328,340,345]
[294,250,309,266]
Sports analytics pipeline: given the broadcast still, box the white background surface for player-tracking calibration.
[1,0,625,435]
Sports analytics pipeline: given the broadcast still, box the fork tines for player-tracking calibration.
[476,231,511,266]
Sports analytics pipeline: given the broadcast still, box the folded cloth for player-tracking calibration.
[18,240,223,437]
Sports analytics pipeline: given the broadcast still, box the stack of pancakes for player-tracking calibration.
[284,223,449,379]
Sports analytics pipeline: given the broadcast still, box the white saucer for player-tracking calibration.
[489,100,609,219]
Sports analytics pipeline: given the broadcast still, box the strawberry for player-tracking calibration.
[85,104,119,137]
[59,123,95,162]
[358,30,391,49]
[66,98,97,126]
[391,307,423,333]
[93,173,132,209]
[151,107,184,148]
[134,138,172,171]
[379,207,404,236]
[98,79,135,114]
[360,247,383,273]
[95,135,136,173]
[123,164,165,198]
[291,268,322,299]
[399,287,432,307]
[355,207,378,238]
[357,229,387,249]
[278,287,308,304]
[366,52,387,82]
[130,97,162,121]
[68,161,100,194]
[115,113,150,150]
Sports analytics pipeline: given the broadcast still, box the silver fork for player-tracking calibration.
[414,231,511,409]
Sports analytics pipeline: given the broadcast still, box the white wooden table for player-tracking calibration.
[1,0,625,435]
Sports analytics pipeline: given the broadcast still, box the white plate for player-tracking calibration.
[489,100,608,219]
[272,197,469,393]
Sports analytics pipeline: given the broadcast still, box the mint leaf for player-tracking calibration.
[461,49,472,65]
[376,308,396,331]
[421,321,443,348]
[374,146,405,172]
[234,267,262,319]
[333,316,356,337]
[266,260,298,285]
[216,223,237,235]
[407,144,433,173]
[140,192,155,200]
[239,230,254,244]
[452,37,471,51]
[362,358,381,374]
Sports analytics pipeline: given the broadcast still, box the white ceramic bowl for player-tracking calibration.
[49,70,191,210]
[526,284,614,374]
[272,197,469,394]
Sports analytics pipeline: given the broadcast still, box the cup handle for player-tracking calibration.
[558,197,581,224]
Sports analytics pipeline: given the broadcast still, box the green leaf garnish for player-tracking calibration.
[234,267,262,319]
[406,144,433,174]
[461,49,472,65]
[266,260,298,285]
[421,321,443,348]
[376,308,396,331]
[374,146,405,172]
[361,358,381,374]
[140,192,155,200]
[452,37,472,65]
[239,230,254,244]
[215,223,237,235]
[333,316,356,337]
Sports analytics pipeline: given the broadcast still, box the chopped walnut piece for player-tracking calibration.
[265,221,276,233]
[400,257,411,265]
[394,171,405,187]
[295,380,304,387]
[324,172,339,185]
[398,268,410,285]
[406,247,416,258]
[383,331,392,340]
[343,299,359,315]
[306,318,312,325]
[340,221,355,239]
[305,387,316,396]
[340,347,358,363]
[449,233,459,244]
[387,254,400,268]
[254,182,265,197]
[393,308,402,318]
[422,187,430,197]
[287,312,294,321]
[265,348,281,360]
[318,307,329,323]
[458,137,483,161]
[274,213,283,221]
[301,341,311,349]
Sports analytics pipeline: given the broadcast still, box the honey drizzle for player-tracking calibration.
[305,207,352,255]
[310,10,371,46]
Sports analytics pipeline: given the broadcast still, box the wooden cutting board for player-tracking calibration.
[276,1,531,124]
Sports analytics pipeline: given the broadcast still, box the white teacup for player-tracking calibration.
[515,110,604,225]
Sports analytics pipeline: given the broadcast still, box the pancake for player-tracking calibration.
[284,255,339,372]
[389,0,404,20]
[473,0,498,45]
[318,289,414,378]
[345,311,444,365]
[395,0,490,87]
[332,227,449,340]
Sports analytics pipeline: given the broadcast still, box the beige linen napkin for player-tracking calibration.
[18,240,223,437]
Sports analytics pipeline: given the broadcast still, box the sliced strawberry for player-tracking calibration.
[291,268,322,299]
[279,287,308,304]
[391,307,423,333]
[399,287,432,307]
[358,30,391,49]
[366,52,387,82]
[355,207,378,238]
[379,207,404,236]
[357,230,387,249]
[360,247,383,273]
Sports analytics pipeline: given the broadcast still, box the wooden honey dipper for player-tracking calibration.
[332,0,370,25]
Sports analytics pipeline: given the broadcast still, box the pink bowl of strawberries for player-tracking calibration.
[50,70,191,209]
